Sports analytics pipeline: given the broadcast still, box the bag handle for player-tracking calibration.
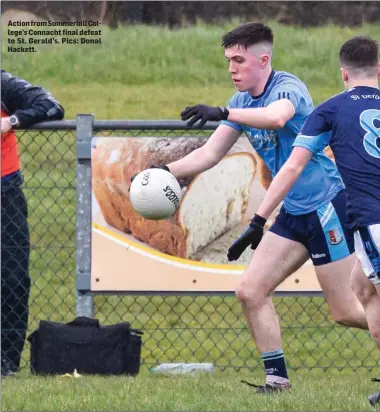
[67,317,100,327]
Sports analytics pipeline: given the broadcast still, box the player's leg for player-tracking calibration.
[235,217,309,392]
[309,190,368,329]
[351,226,380,344]
[315,255,368,329]
[351,225,380,407]
[353,259,380,409]
[350,259,380,347]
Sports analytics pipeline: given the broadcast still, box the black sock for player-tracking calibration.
[261,349,288,379]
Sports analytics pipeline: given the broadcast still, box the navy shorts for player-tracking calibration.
[269,190,354,266]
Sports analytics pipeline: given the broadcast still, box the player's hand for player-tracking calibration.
[227,214,267,261]
[181,104,229,128]
[129,165,170,191]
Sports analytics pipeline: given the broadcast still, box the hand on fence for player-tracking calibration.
[181,105,229,128]
[227,214,267,261]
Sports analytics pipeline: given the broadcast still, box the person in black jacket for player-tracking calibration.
[1,70,64,376]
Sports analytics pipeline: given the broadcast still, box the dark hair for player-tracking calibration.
[222,22,274,49]
[339,36,379,71]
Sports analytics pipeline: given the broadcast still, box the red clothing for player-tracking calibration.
[1,109,20,177]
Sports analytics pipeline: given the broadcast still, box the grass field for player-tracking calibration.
[3,21,380,118]
[2,20,380,411]
[2,372,379,411]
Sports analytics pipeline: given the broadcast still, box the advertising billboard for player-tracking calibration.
[91,136,322,292]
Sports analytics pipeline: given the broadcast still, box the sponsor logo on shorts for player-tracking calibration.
[311,253,326,259]
[328,227,343,246]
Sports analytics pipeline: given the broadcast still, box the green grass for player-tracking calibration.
[2,21,380,119]
[2,372,378,411]
[3,21,380,88]
[2,21,380,411]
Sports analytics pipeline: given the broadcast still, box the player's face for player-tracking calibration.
[224,45,267,92]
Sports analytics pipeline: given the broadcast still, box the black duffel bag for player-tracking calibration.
[27,317,143,376]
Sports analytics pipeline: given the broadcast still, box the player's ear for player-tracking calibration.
[260,54,270,69]
[340,68,348,83]
[377,63,380,77]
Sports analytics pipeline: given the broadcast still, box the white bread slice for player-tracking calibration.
[178,153,256,257]
[92,137,256,259]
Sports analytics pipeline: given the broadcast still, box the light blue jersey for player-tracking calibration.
[221,70,344,215]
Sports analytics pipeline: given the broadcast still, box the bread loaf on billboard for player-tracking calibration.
[92,137,257,258]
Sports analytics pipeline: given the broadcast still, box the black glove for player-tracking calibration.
[181,104,229,128]
[227,214,267,261]
[129,164,170,191]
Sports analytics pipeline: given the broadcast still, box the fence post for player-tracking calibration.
[76,114,94,317]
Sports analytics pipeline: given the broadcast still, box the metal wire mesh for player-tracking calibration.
[94,294,379,374]
[2,129,77,372]
[4,125,379,374]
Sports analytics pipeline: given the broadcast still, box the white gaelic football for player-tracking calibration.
[129,168,182,220]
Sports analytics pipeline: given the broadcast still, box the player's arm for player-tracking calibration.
[180,99,295,130]
[130,97,242,184]
[228,144,313,262]
[181,79,304,130]
[227,99,295,129]
[256,106,337,218]
[167,124,241,179]
[227,100,335,261]
[255,147,313,219]
[229,80,302,130]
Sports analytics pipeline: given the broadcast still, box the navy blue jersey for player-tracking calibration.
[294,86,380,229]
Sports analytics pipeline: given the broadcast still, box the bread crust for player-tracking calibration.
[92,137,256,258]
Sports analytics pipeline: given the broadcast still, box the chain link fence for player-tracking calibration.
[3,121,379,375]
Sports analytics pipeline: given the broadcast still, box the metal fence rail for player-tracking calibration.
[5,117,379,374]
